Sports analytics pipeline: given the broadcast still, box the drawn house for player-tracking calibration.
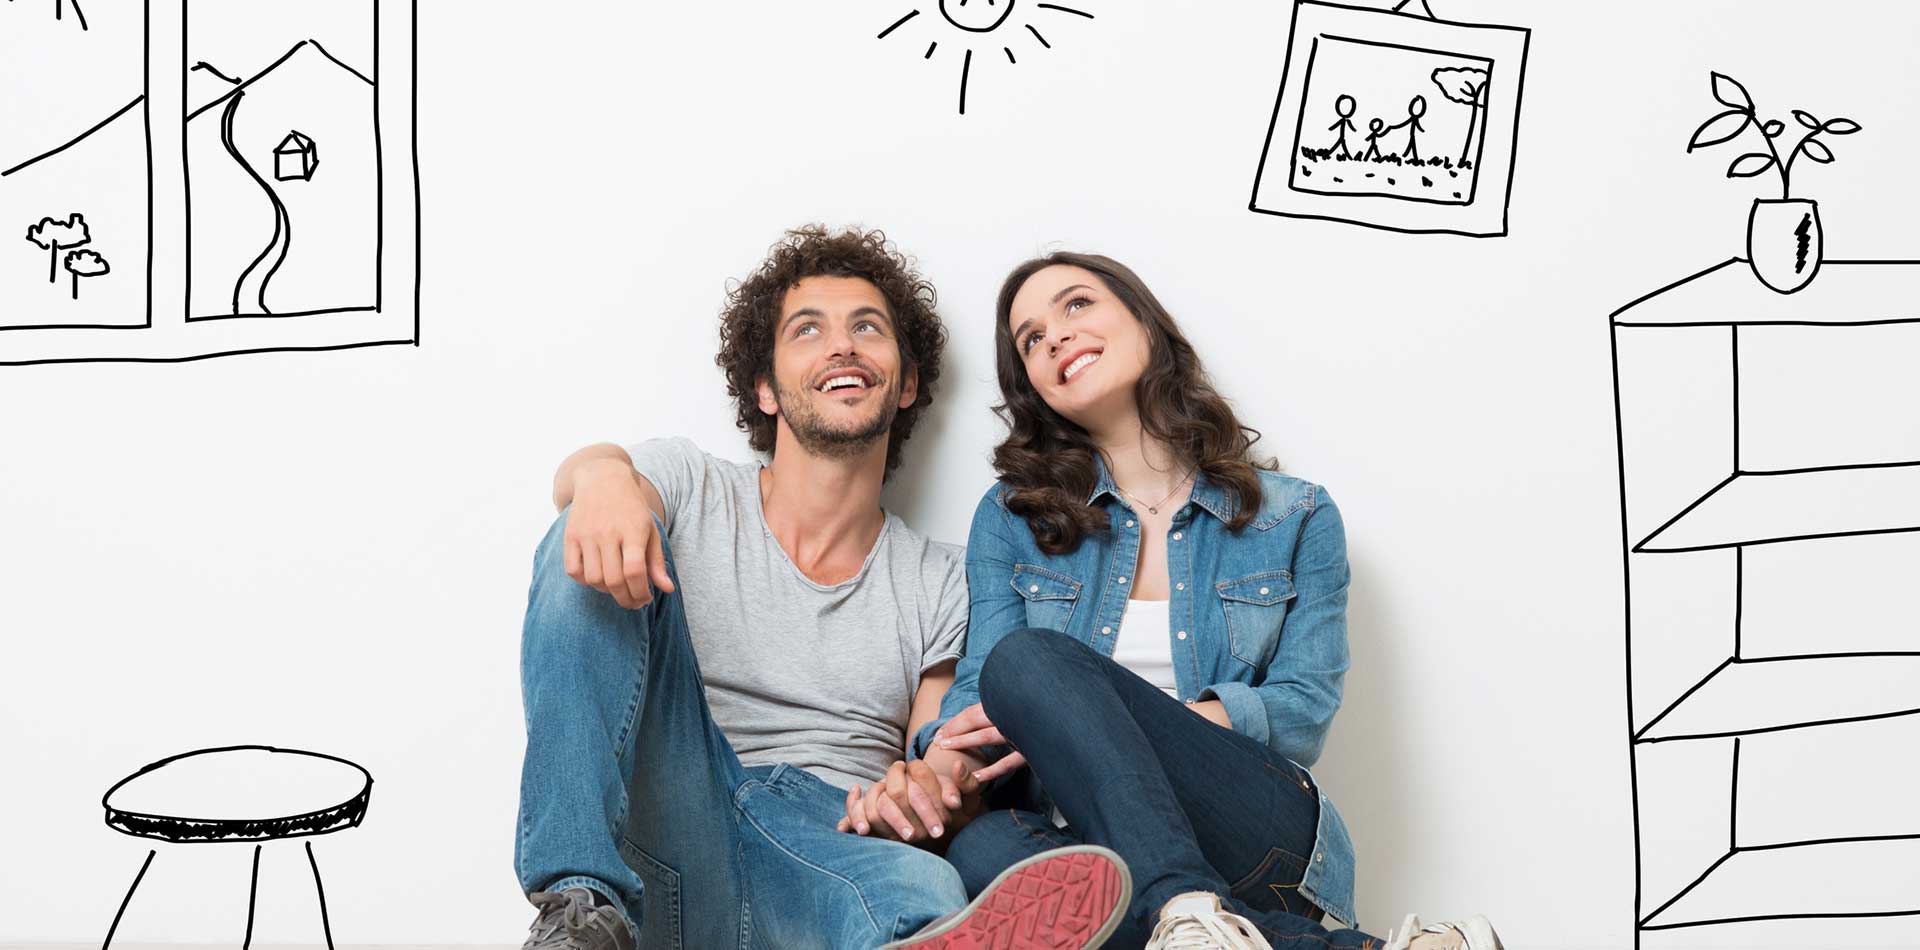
[273,131,319,182]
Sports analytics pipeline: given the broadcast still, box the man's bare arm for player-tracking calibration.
[552,442,673,608]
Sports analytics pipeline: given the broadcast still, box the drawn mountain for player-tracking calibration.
[0,95,148,328]
[185,40,377,318]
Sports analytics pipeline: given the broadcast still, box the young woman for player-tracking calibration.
[867,253,1503,950]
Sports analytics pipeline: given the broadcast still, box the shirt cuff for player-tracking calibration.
[1201,681,1270,748]
[910,719,946,761]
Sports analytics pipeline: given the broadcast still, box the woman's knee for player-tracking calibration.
[979,628,1089,720]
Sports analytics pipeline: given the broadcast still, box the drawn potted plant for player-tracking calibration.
[1688,71,1861,294]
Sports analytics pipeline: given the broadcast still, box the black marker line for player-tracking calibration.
[1632,656,1733,741]
[1639,850,1734,926]
[1744,831,1920,852]
[191,61,242,84]
[187,306,381,323]
[144,0,152,329]
[1610,259,1743,319]
[244,844,262,949]
[2,96,146,177]
[1610,320,1644,950]
[1026,23,1048,47]
[219,93,285,315]
[1630,472,1738,553]
[101,850,155,950]
[373,0,385,313]
[310,38,375,86]
[1036,3,1093,18]
[1646,908,1920,931]
[1732,546,1743,658]
[1004,46,1015,64]
[1740,650,1920,664]
[959,48,972,115]
[1729,737,1740,850]
[1644,524,1920,556]
[307,841,337,950]
[69,0,86,31]
[1730,325,1740,470]
[186,41,310,122]
[925,41,937,59]
[0,338,417,367]
[1743,458,1920,477]
[878,9,919,39]
[1641,704,1920,744]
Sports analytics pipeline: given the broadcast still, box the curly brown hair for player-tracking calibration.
[715,225,947,479]
[991,252,1277,554]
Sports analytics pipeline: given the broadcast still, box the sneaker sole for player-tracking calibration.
[881,844,1131,950]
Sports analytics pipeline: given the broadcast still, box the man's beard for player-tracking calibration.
[772,368,901,461]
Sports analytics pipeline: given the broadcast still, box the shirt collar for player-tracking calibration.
[1087,454,1236,523]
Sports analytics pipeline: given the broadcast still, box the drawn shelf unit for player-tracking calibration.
[1612,259,1920,947]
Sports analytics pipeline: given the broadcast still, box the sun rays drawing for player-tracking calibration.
[876,1,1094,115]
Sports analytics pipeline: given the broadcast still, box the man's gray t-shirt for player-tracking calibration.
[629,437,967,791]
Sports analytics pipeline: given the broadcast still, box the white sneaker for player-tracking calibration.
[1382,913,1505,950]
[1144,891,1273,950]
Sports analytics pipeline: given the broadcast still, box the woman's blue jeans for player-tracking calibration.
[514,512,968,949]
[944,628,1385,950]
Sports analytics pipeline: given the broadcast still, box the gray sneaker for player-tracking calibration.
[522,886,635,950]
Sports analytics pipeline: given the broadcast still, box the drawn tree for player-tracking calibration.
[1431,67,1490,166]
[25,213,91,284]
[63,249,109,300]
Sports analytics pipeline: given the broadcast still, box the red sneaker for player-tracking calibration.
[882,844,1131,950]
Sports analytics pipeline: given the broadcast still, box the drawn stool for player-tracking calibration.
[100,745,373,950]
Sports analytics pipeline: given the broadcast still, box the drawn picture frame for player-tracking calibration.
[1249,0,1529,237]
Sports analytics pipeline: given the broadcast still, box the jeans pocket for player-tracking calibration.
[1228,845,1317,920]
[618,835,683,950]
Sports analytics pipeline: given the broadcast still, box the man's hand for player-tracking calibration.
[563,456,674,609]
[933,703,1028,782]
[838,759,982,847]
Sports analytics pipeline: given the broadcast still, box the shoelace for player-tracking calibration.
[525,891,595,947]
[1147,909,1275,950]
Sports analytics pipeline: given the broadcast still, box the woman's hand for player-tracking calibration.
[933,703,1028,782]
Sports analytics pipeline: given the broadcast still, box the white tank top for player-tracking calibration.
[1112,598,1178,700]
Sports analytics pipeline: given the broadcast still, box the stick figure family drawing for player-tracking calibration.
[1326,93,1429,161]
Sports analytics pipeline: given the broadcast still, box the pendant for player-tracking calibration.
[1147,506,1158,515]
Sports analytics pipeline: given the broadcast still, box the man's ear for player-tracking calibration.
[755,375,779,417]
[897,364,919,410]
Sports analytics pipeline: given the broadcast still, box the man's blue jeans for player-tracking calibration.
[515,512,968,949]
[944,629,1384,950]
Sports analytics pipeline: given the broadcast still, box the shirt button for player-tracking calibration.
[1126,520,1135,528]
[1172,532,1183,541]
[1117,576,1128,585]
[1315,853,1324,862]
[1176,582,1185,591]
[1185,699,1195,705]
[1029,584,1039,593]
[1177,631,1188,640]
[1101,626,1113,635]
[1259,587,1270,595]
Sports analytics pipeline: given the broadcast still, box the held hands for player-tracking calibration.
[837,758,983,846]
[563,458,674,609]
[931,703,1028,782]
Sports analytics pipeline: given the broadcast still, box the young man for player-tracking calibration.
[515,226,1130,950]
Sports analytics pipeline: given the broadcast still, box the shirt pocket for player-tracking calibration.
[1011,564,1081,632]
[1216,570,1297,668]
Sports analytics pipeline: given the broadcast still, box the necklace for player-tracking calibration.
[1115,469,1194,515]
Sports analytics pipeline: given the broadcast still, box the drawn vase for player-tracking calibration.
[1746,198,1822,294]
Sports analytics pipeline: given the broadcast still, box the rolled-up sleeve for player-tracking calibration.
[1199,489,1350,766]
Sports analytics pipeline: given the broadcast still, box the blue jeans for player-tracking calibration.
[515,512,968,949]
[945,629,1383,950]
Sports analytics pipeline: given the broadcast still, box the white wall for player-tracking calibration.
[5,1,1920,947]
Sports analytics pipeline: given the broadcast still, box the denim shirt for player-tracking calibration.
[913,461,1358,926]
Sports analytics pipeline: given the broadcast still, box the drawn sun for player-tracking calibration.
[877,1,1095,115]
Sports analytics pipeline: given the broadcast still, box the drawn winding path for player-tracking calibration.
[219,90,291,315]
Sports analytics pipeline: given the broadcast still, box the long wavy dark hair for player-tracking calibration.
[991,252,1276,554]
